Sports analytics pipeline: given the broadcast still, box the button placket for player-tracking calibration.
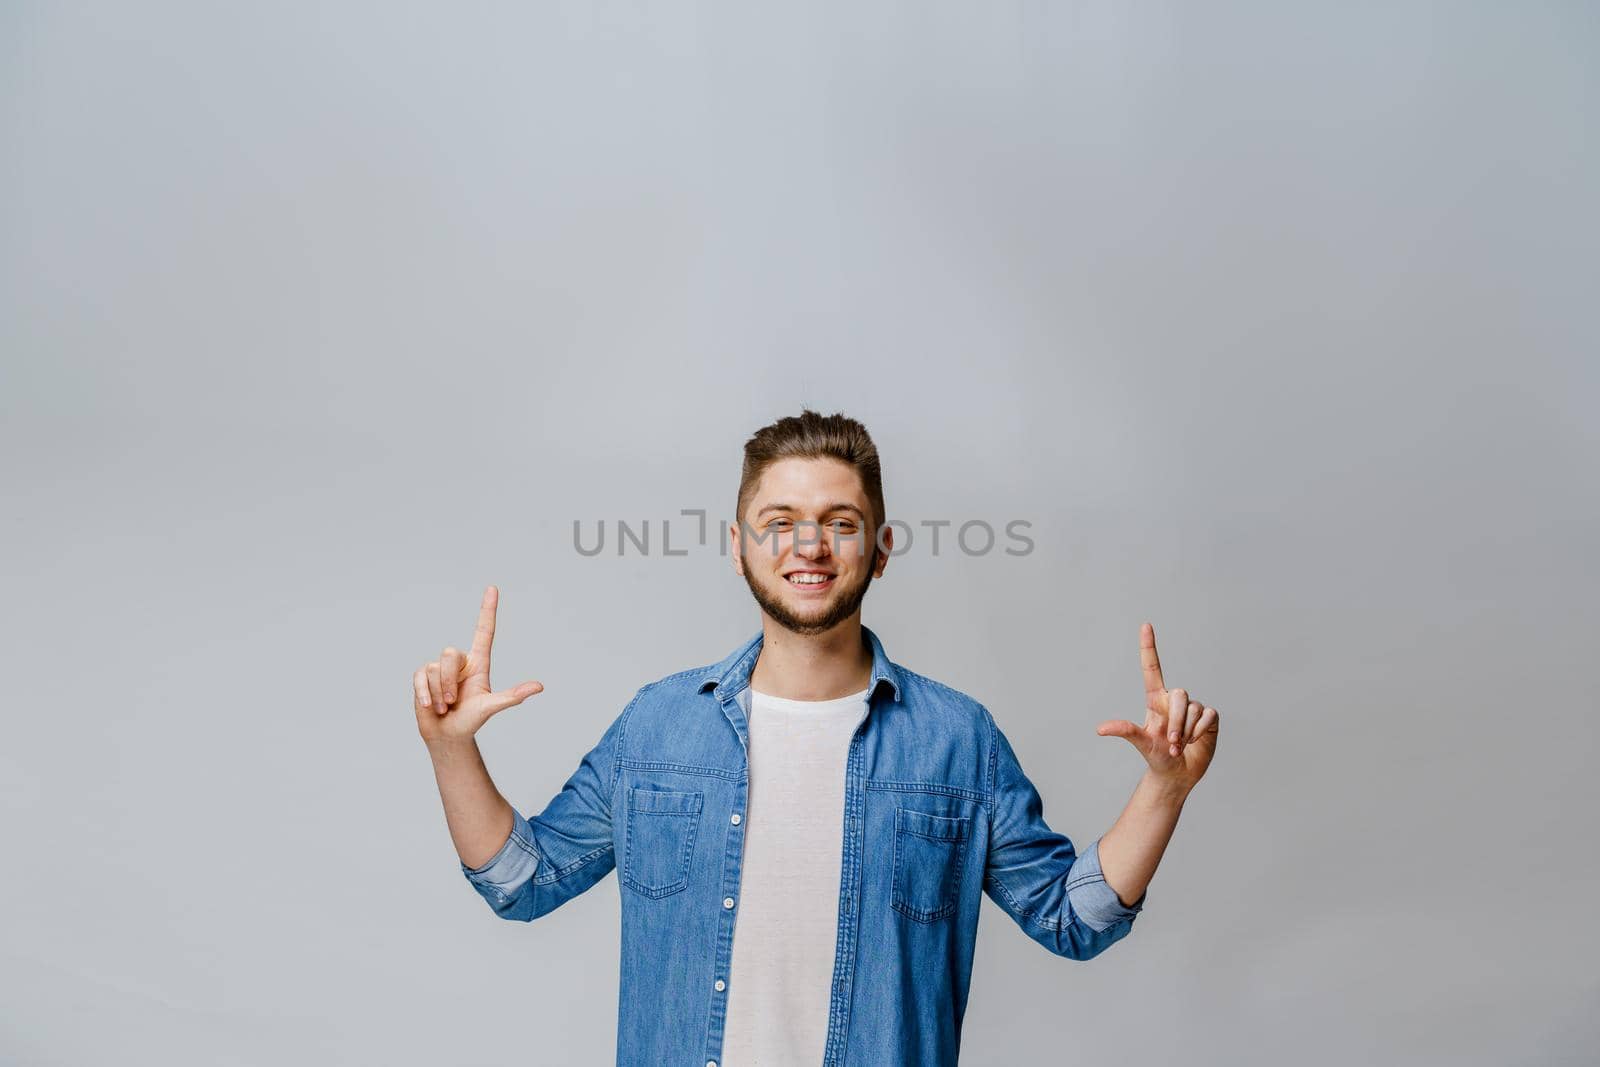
[704,686,752,1067]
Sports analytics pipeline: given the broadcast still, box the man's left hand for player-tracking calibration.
[1096,622,1220,791]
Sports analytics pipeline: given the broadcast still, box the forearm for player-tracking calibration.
[1094,770,1190,907]
[427,737,516,870]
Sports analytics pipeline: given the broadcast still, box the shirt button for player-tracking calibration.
[723,896,735,909]
[715,979,726,991]
[708,1061,717,1067]
[730,813,741,825]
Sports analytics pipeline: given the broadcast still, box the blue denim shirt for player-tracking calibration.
[460,626,1146,1065]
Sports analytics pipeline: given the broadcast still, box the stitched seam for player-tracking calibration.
[865,779,986,803]
[610,687,646,811]
[982,703,999,808]
[647,665,717,689]
[621,791,701,898]
[508,827,539,860]
[530,842,614,886]
[627,786,704,812]
[892,834,967,922]
[985,872,1077,933]
[892,807,968,922]
[895,666,976,704]
[618,759,745,781]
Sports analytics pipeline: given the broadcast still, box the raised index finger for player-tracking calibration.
[470,585,500,673]
[1140,621,1166,708]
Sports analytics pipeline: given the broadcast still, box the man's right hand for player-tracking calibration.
[413,585,544,746]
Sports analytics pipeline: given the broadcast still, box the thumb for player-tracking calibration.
[1096,719,1150,755]
[481,680,544,718]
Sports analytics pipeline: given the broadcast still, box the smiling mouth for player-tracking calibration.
[784,572,836,591]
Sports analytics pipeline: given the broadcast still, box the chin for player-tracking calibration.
[741,565,873,637]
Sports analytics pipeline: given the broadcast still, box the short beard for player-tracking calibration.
[741,544,878,637]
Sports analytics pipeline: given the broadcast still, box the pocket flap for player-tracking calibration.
[629,787,704,814]
[896,807,968,841]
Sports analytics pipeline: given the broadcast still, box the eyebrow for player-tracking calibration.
[755,502,866,520]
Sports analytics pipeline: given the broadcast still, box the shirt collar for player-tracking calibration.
[696,624,903,705]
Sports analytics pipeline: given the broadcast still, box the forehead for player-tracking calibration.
[748,457,866,512]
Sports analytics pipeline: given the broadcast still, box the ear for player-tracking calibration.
[730,515,745,575]
[873,522,893,577]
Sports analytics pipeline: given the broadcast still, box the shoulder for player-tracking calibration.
[637,663,717,696]
[611,662,721,732]
[892,663,982,708]
[888,662,996,739]
[625,663,715,706]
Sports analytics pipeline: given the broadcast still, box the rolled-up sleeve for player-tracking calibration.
[461,806,542,911]
[1064,834,1146,932]
[456,698,633,922]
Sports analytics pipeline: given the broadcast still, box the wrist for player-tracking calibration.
[1141,768,1193,807]
[426,734,481,762]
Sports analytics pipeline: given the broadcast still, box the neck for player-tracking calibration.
[750,615,873,701]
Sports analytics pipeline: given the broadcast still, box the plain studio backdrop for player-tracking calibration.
[2,2,1595,1064]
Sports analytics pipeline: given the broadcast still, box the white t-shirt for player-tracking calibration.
[719,684,872,1067]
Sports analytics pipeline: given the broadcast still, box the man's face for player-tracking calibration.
[732,456,891,637]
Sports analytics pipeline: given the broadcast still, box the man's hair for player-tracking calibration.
[736,409,886,532]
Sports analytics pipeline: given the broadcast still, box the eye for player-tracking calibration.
[768,518,793,530]
[829,520,857,532]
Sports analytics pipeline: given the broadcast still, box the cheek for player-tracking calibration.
[832,539,871,566]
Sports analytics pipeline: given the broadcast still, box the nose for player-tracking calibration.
[793,522,830,561]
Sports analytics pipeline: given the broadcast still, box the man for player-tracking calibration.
[413,410,1220,1066]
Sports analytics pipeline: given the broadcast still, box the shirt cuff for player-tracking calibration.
[460,807,542,896]
[1064,835,1146,933]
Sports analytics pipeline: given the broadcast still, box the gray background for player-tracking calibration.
[3,2,1595,1064]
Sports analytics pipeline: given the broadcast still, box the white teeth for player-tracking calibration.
[788,573,829,584]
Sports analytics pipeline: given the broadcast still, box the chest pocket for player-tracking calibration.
[622,786,703,899]
[891,806,971,923]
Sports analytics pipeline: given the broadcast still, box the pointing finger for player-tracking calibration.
[470,585,499,680]
[1140,622,1166,714]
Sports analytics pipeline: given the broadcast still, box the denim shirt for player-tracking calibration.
[460,626,1146,1066]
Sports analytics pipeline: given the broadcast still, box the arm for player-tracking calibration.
[454,705,630,922]
[412,585,623,922]
[982,709,1146,961]
[427,736,516,870]
[1093,621,1222,909]
[1093,770,1190,908]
